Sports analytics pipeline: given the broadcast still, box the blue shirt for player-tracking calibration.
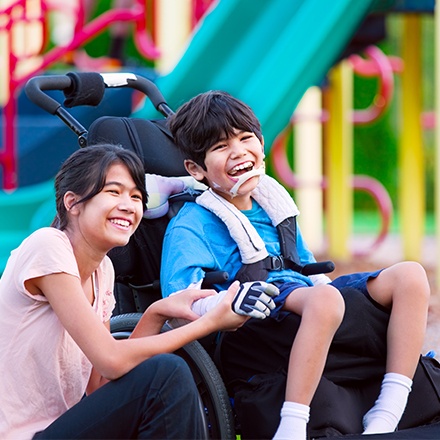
[161,199,316,297]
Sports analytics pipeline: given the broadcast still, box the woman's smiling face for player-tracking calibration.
[72,163,144,253]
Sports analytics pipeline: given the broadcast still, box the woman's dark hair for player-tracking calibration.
[168,90,262,169]
[52,144,147,230]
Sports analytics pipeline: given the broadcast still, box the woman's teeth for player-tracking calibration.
[110,219,130,228]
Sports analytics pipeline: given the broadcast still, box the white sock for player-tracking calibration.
[362,372,412,435]
[272,401,310,440]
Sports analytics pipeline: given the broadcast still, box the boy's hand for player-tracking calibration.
[232,281,279,319]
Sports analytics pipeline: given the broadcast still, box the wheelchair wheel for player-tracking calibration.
[110,313,235,440]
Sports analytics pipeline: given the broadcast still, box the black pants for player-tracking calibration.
[217,287,391,438]
[219,286,390,389]
[34,354,204,439]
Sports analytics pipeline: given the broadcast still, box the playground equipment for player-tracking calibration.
[0,0,159,190]
[0,0,437,281]
[269,44,398,259]
[268,7,434,265]
[0,0,214,273]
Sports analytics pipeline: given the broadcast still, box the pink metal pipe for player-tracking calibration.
[270,131,393,257]
[349,45,402,125]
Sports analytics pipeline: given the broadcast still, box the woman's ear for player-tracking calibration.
[64,191,79,214]
[184,160,205,182]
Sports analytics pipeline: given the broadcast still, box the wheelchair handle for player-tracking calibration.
[26,72,173,116]
[25,75,72,114]
[25,72,174,146]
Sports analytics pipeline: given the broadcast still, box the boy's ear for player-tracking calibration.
[184,160,205,182]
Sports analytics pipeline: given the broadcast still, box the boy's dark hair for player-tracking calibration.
[168,90,262,169]
[52,144,148,230]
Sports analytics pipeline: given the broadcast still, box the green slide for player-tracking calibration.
[136,0,376,149]
[0,181,55,273]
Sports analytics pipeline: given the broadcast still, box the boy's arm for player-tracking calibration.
[189,290,228,316]
[160,207,223,297]
[168,278,228,317]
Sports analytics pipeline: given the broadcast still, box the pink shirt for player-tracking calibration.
[0,228,115,439]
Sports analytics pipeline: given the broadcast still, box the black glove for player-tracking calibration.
[232,281,280,319]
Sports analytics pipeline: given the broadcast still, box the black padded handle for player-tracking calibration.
[301,261,335,276]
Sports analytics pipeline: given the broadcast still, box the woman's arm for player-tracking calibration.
[130,288,218,337]
[30,273,246,381]
[86,321,111,395]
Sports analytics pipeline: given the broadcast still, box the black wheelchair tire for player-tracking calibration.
[110,313,235,440]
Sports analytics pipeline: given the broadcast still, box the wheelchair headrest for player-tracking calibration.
[143,174,207,219]
[87,116,188,177]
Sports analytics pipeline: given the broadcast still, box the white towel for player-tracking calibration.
[196,175,299,264]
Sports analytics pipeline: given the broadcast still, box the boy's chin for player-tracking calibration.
[234,176,260,192]
[216,180,259,199]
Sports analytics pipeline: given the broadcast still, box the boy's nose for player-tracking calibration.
[230,140,247,157]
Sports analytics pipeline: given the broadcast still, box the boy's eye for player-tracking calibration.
[211,144,226,152]
[240,133,254,141]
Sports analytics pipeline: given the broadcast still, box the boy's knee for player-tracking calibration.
[373,262,430,308]
[305,285,345,326]
[391,261,430,297]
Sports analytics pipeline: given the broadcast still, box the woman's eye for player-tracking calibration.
[132,194,143,201]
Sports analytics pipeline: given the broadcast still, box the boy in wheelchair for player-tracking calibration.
[159,90,432,439]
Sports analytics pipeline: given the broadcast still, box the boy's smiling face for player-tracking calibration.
[185,128,265,210]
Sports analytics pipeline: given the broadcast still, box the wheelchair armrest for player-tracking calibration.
[301,261,335,276]
[201,271,230,288]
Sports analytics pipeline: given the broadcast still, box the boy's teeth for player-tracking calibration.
[230,162,253,175]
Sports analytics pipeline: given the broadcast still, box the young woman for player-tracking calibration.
[0,144,247,439]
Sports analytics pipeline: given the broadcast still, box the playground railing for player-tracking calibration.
[0,0,159,191]
[270,45,401,258]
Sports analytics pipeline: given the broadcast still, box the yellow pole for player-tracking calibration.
[400,14,424,261]
[294,87,324,253]
[324,60,353,260]
[435,1,440,291]
[154,0,192,74]
[0,2,9,106]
